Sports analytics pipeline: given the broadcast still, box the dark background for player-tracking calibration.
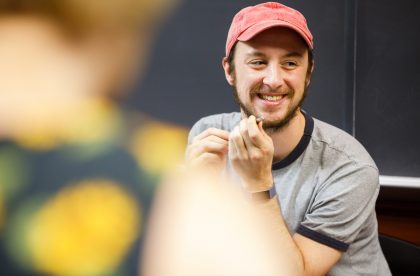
[125,0,420,178]
[355,0,420,177]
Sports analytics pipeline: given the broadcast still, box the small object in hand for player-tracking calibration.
[256,116,264,123]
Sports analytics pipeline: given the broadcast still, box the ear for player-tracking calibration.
[222,57,235,86]
[305,59,315,87]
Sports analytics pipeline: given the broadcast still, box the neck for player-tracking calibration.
[266,110,306,163]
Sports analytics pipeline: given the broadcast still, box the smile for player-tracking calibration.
[258,94,285,102]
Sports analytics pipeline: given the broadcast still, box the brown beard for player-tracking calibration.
[231,84,308,132]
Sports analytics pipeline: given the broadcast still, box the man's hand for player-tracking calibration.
[229,115,274,192]
[185,128,230,173]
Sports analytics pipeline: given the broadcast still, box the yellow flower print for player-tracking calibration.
[130,121,188,176]
[27,179,141,275]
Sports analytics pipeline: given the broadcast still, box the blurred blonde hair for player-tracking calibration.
[0,0,178,145]
[0,0,175,35]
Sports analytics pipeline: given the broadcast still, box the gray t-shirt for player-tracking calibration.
[188,112,391,276]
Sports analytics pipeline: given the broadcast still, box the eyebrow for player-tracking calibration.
[283,51,304,58]
[245,50,304,59]
[245,50,266,58]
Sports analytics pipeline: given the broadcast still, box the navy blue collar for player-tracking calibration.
[271,111,314,170]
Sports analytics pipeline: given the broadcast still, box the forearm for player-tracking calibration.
[253,196,307,276]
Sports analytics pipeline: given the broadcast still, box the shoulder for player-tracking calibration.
[311,118,378,170]
[188,112,241,142]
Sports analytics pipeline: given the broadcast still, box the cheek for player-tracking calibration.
[234,71,263,93]
[285,71,308,91]
[235,79,255,100]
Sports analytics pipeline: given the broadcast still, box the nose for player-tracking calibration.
[263,64,284,91]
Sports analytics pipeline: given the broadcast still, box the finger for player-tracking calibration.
[193,152,225,166]
[247,115,266,146]
[192,128,230,143]
[228,133,237,160]
[239,118,255,152]
[188,137,228,159]
[200,135,230,147]
[258,120,264,130]
[258,121,271,140]
[189,133,229,158]
[229,126,248,160]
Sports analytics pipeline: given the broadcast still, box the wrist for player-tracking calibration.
[248,185,277,203]
[242,174,273,193]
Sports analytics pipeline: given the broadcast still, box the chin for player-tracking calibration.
[262,109,300,130]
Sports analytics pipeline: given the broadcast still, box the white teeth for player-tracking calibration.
[261,95,283,101]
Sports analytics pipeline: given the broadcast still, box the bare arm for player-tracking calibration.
[255,196,342,275]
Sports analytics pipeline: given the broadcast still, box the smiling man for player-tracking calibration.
[185,2,391,275]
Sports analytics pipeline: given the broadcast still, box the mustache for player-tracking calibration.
[249,84,292,96]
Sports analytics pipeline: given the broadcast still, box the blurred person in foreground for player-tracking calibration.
[180,2,390,275]
[142,168,297,276]
[0,0,186,275]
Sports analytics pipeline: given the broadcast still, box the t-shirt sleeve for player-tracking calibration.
[187,118,209,145]
[187,113,238,145]
[297,164,380,251]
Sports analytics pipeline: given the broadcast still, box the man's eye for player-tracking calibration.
[249,60,266,66]
[283,61,298,68]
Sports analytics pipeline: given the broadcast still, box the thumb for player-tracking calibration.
[258,121,267,135]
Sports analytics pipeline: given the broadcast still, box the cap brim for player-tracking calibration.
[237,20,313,49]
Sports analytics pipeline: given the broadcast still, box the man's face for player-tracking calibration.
[223,27,313,130]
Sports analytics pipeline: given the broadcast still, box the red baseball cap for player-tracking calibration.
[225,2,313,57]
